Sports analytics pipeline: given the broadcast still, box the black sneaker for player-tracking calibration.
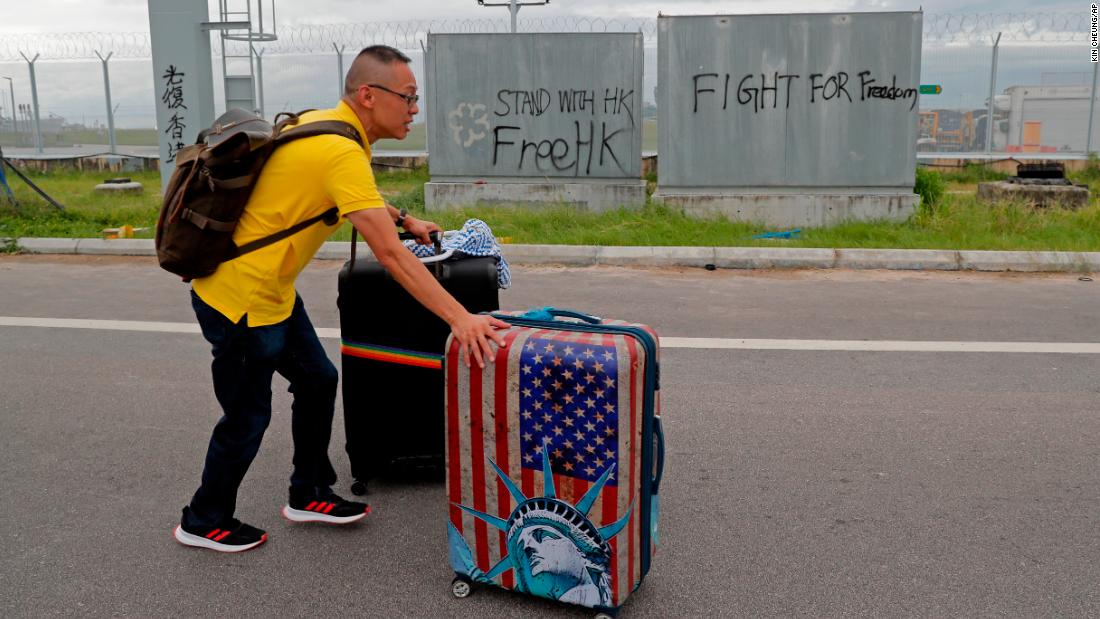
[173,514,267,553]
[282,488,371,524]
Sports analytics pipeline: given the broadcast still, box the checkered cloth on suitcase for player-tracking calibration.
[403,218,511,289]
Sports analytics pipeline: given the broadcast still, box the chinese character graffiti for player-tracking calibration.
[161,65,188,159]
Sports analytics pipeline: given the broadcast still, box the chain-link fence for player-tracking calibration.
[920,13,1093,156]
[0,12,1093,156]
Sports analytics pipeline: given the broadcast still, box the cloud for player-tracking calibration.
[0,1,1083,130]
[0,0,1072,34]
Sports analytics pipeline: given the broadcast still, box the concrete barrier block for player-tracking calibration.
[94,181,145,194]
[835,249,960,270]
[977,181,1089,209]
[653,192,918,227]
[426,182,646,212]
[713,247,836,269]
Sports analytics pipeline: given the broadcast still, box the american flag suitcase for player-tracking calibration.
[444,308,665,616]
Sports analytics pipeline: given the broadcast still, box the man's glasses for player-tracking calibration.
[368,83,419,107]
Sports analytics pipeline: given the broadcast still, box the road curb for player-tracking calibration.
[835,249,961,271]
[8,237,1099,273]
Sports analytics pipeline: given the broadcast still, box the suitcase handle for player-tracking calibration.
[398,230,443,256]
[652,415,665,493]
[519,307,603,324]
[350,229,443,271]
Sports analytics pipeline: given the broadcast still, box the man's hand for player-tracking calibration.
[402,215,442,246]
[451,312,510,369]
[348,207,505,369]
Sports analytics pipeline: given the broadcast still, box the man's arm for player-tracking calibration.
[346,207,508,368]
[382,202,439,245]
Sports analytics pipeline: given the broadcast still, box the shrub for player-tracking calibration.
[914,166,945,214]
[1074,152,1100,184]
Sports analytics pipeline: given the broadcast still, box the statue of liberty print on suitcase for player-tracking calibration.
[449,446,632,607]
[446,322,660,613]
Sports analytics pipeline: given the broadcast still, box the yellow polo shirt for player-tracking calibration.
[192,101,386,326]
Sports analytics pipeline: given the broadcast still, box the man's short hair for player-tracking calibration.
[344,45,413,96]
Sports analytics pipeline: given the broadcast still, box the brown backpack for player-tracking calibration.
[155,108,362,281]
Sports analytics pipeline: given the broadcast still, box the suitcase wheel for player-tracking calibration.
[593,612,618,619]
[450,575,473,599]
[350,480,368,496]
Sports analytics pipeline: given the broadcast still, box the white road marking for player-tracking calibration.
[1,316,1098,354]
[0,316,202,334]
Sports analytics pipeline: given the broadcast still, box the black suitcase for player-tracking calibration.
[337,233,500,495]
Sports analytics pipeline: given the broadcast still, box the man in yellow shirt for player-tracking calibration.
[174,45,508,552]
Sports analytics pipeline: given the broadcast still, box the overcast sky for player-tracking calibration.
[0,0,1085,131]
[0,0,1079,34]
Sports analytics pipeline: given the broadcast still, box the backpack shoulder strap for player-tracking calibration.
[229,117,362,259]
[232,207,340,258]
[274,120,362,147]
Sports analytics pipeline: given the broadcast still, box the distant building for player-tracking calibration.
[999,85,1098,153]
[39,113,65,133]
[0,112,66,134]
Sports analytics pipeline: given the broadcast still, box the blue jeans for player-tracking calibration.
[184,290,338,528]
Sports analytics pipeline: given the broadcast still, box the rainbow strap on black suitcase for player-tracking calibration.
[444,308,664,614]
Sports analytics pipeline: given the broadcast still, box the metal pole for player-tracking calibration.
[984,32,1001,154]
[334,43,345,99]
[2,78,14,141]
[95,51,117,154]
[1087,59,1098,156]
[253,45,266,118]
[246,0,258,114]
[19,53,43,154]
[510,0,518,33]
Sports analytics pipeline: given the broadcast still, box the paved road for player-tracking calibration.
[1,255,1098,617]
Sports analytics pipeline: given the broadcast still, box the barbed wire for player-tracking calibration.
[0,13,1087,61]
[923,13,1085,43]
[0,32,151,61]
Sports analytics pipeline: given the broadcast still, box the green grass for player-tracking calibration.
[0,169,163,238]
[2,165,1099,251]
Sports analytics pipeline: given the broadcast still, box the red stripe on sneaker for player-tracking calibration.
[205,529,221,539]
[314,502,327,512]
[323,503,336,514]
[214,530,232,542]
[305,501,318,511]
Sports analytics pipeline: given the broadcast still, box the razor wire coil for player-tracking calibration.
[0,13,1088,61]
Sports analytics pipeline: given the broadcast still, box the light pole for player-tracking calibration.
[477,0,549,33]
[2,77,14,141]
